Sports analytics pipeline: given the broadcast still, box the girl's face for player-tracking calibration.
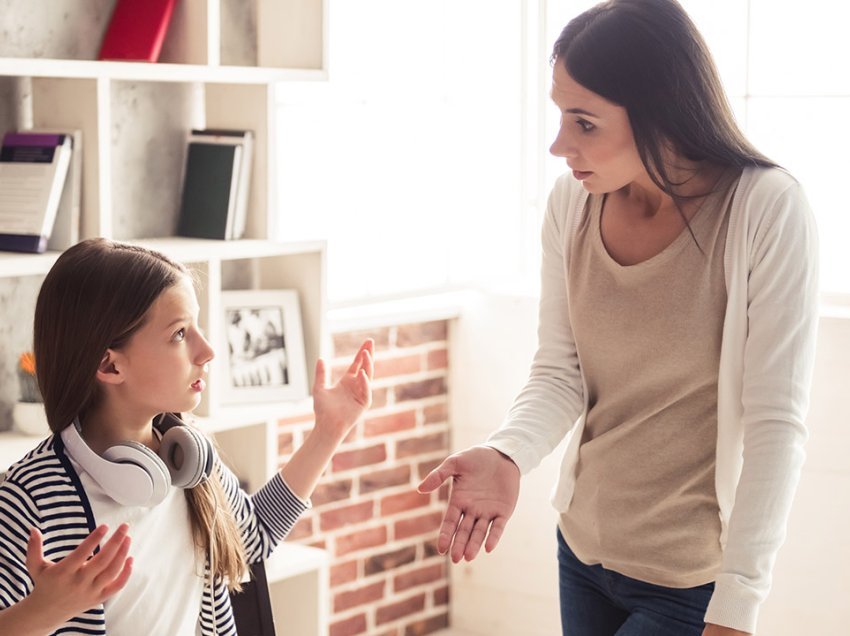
[549,62,649,194]
[109,276,214,417]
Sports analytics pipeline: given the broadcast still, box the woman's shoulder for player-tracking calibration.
[546,172,591,236]
[738,165,805,205]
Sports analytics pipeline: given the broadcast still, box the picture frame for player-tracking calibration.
[220,289,308,404]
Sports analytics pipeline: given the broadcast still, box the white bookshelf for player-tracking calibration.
[0,1,330,632]
[0,58,326,84]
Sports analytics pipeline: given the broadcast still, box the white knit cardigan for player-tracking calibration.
[486,166,819,634]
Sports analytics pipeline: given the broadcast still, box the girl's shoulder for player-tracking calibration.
[2,434,70,492]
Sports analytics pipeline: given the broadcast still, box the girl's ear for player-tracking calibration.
[96,349,125,385]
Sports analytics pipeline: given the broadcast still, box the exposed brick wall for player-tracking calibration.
[279,320,451,636]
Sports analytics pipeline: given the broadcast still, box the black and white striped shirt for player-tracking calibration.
[0,434,308,635]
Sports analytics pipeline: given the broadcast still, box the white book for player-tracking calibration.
[28,128,83,252]
[0,132,72,253]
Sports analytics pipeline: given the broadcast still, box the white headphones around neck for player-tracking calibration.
[61,412,214,507]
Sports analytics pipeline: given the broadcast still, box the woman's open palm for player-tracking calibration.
[418,446,520,563]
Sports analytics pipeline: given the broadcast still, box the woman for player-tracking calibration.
[419,1,819,634]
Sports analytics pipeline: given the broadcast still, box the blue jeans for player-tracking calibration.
[557,528,714,636]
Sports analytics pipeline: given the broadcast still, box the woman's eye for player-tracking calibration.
[173,328,186,342]
[576,118,595,132]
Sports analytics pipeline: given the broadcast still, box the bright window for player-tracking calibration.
[276,1,850,303]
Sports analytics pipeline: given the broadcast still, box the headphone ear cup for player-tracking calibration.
[159,426,212,489]
[102,441,171,507]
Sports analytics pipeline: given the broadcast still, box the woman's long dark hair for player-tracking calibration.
[553,0,776,201]
[34,238,247,590]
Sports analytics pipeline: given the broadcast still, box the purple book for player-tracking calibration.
[0,133,72,253]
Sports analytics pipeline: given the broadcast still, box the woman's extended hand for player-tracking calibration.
[25,524,132,627]
[417,446,520,563]
[312,338,374,443]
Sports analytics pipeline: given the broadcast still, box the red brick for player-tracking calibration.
[364,545,417,576]
[426,349,448,370]
[309,539,327,549]
[364,410,417,437]
[277,431,294,456]
[331,559,358,587]
[423,402,447,425]
[360,465,411,494]
[330,613,367,636]
[374,353,422,379]
[333,580,385,612]
[336,525,388,557]
[394,563,444,592]
[381,490,430,516]
[404,613,449,635]
[396,432,448,459]
[320,501,374,531]
[312,479,353,506]
[396,321,448,347]
[285,516,313,541]
[417,458,442,480]
[333,328,390,357]
[376,593,427,625]
[377,630,401,636]
[395,512,444,541]
[433,585,449,606]
[422,538,441,559]
[332,444,387,471]
[394,378,447,402]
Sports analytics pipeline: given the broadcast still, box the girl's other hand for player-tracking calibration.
[312,338,374,443]
[25,524,133,624]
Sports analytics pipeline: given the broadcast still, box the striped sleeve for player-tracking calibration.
[215,459,309,563]
[0,478,37,609]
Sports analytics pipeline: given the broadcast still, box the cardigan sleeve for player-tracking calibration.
[705,181,819,633]
[485,175,586,473]
[216,458,310,563]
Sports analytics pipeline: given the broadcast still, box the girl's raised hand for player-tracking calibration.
[25,524,133,625]
[312,338,374,443]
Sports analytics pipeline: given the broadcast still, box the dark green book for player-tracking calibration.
[176,142,242,240]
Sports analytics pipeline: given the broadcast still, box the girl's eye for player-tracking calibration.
[173,328,186,342]
[576,118,595,132]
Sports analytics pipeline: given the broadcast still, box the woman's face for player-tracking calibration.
[109,276,214,417]
[549,61,649,194]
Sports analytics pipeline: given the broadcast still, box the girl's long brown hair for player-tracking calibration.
[34,238,247,590]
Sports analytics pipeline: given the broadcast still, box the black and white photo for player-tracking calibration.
[220,289,308,403]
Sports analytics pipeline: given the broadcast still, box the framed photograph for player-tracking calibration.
[220,289,308,404]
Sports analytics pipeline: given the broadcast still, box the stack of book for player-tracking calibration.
[0,131,81,254]
[177,129,254,241]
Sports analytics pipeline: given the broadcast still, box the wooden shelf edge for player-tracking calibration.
[0,57,326,84]
[264,542,329,582]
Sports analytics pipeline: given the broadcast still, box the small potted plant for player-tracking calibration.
[13,352,49,436]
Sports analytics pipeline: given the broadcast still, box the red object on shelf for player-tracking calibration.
[98,0,178,62]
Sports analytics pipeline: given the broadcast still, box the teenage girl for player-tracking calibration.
[0,237,374,635]
[420,1,818,635]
